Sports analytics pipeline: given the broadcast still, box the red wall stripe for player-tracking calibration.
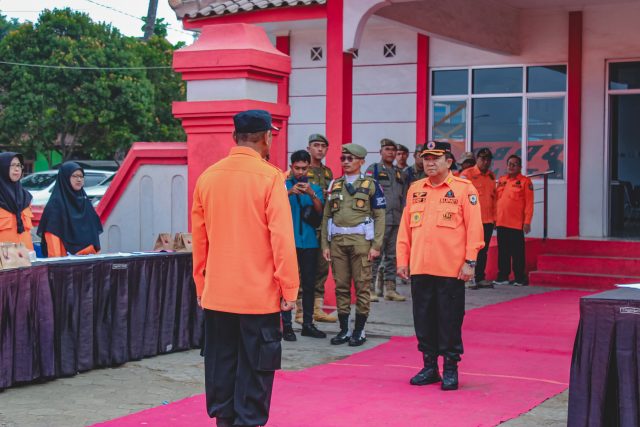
[416,34,429,149]
[567,11,582,237]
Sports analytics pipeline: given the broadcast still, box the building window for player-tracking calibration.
[310,47,323,61]
[430,65,567,179]
[609,61,640,90]
[383,43,396,58]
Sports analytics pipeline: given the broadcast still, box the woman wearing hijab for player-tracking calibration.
[37,162,103,257]
[0,152,34,249]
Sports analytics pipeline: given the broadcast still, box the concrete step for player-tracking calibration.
[536,254,640,276]
[529,271,640,290]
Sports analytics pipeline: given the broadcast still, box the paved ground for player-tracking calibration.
[0,284,569,427]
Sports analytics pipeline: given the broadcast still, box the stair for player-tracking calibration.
[529,240,640,290]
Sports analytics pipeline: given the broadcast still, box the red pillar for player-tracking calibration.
[274,35,291,169]
[326,0,352,173]
[566,11,582,237]
[416,34,429,148]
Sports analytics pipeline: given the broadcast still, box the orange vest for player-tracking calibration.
[191,146,299,314]
[0,207,34,250]
[397,173,485,278]
[496,173,534,230]
[460,165,497,224]
[43,232,98,257]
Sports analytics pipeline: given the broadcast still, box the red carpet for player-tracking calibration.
[93,290,588,427]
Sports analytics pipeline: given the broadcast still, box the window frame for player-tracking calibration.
[429,63,568,182]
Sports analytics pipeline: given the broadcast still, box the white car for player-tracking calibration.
[21,169,115,207]
[85,174,115,207]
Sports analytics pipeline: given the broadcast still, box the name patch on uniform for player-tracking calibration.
[469,194,478,205]
[412,191,427,203]
[440,198,459,205]
[441,211,454,221]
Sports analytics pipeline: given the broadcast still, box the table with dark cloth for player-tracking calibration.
[568,287,640,427]
[0,252,203,390]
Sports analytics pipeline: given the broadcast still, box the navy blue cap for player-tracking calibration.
[421,140,452,157]
[233,110,279,133]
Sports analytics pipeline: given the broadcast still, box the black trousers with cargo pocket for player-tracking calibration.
[204,310,282,427]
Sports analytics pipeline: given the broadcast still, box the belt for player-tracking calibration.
[330,223,366,236]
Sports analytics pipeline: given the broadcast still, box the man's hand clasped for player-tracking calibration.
[281,299,296,311]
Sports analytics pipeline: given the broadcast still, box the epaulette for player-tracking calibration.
[451,175,471,184]
[263,159,285,174]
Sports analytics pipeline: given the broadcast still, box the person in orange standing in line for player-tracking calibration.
[493,154,534,287]
[460,148,496,289]
[0,152,34,249]
[397,141,484,391]
[191,110,299,427]
[37,162,102,257]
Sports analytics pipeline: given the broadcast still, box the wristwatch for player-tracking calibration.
[465,259,476,268]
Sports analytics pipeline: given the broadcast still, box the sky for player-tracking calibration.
[0,0,197,45]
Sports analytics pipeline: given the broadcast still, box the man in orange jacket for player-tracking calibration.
[460,148,496,289]
[192,110,299,427]
[493,154,534,287]
[397,141,484,391]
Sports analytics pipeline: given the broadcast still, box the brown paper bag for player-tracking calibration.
[173,233,192,252]
[0,243,32,270]
[153,233,174,251]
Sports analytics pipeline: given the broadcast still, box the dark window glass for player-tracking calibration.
[609,62,640,90]
[84,174,110,187]
[527,97,565,178]
[432,100,466,159]
[527,66,567,93]
[432,70,468,95]
[472,97,522,177]
[473,67,523,94]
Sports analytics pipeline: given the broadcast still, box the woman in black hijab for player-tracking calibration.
[37,162,103,257]
[0,152,34,249]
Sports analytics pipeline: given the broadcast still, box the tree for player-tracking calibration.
[0,9,185,164]
[0,13,21,40]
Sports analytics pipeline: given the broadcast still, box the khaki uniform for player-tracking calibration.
[321,175,385,316]
[365,162,407,295]
[406,163,426,185]
[307,164,333,299]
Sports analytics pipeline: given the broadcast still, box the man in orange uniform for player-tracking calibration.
[460,148,496,289]
[494,154,534,287]
[397,141,484,391]
[192,110,299,427]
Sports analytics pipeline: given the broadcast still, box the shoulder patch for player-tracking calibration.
[469,194,478,205]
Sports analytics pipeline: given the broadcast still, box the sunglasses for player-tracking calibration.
[340,155,361,162]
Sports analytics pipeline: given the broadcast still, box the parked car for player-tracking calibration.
[85,174,115,207]
[21,169,115,206]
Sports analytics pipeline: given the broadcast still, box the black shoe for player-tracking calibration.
[441,358,459,391]
[330,314,350,345]
[216,417,234,427]
[348,328,366,346]
[410,354,441,385]
[301,323,326,338]
[282,325,296,342]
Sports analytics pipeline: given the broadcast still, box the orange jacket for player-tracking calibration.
[44,232,98,257]
[0,207,34,250]
[192,146,300,314]
[460,165,497,224]
[496,173,534,230]
[397,173,485,278]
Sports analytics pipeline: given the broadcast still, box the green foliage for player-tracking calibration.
[0,8,185,164]
[0,13,21,40]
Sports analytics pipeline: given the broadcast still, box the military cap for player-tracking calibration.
[380,138,398,149]
[415,143,424,154]
[396,144,409,153]
[342,143,367,159]
[308,133,329,146]
[421,140,452,157]
[459,151,475,164]
[233,110,279,133]
[476,147,493,159]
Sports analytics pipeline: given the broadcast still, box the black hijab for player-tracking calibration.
[37,162,103,256]
[0,152,33,233]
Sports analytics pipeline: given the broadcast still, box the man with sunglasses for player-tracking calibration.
[321,143,386,347]
[365,138,407,302]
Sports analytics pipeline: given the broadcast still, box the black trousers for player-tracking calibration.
[411,275,465,360]
[281,248,318,326]
[496,226,526,283]
[475,223,495,281]
[204,310,282,427]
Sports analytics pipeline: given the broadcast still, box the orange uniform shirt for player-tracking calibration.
[43,232,98,257]
[397,173,485,278]
[496,173,534,230]
[460,165,497,224]
[0,207,34,250]
[191,146,300,314]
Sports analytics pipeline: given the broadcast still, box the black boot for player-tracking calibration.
[348,314,367,347]
[215,417,233,427]
[441,357,459,390]
[410,353,441,385]
[282,324,296,342]
[301,323,326,338]
[330,314,350,345]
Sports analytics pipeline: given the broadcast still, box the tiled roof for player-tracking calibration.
[170,0,327,20]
